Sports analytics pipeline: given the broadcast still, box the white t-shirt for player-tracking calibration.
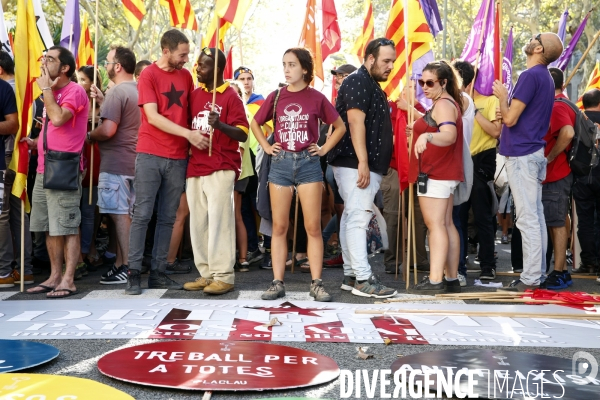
[461,92,475,148]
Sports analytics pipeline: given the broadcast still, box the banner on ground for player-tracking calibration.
[0,299,598,346]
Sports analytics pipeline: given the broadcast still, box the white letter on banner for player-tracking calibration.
[339,370,353,398]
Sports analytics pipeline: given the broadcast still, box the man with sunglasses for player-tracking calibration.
[125,30,202,295]
[328,38,397,298]
[493,32,563,292]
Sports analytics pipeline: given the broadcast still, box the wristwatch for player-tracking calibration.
[426,133,433,143]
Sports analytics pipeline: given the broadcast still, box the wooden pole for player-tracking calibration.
[408,79,418,285]
[20,200,24,292]
[209,15,220,157]
[89,3,99,204]
[406,186,413,290]
[497,0,502,85]
[202,391,212,400]
[395,193,402,281]
[564,29,600,88]
[355,309,600,320]
[68,24,73,53]
[470,0,492,98]
[291,189,299,274]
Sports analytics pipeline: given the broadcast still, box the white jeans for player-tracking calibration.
[333,166,382,281]
[186,170,236,284]
[505,148,547,285]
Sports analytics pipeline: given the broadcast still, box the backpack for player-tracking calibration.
[555,98,600,177]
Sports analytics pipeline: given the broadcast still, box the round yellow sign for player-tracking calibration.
[0,374,134,399]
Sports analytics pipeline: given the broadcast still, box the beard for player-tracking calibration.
[107,67,116,81]
[369,62,390,82]
[168,57,185,70]
[522,42,536,57]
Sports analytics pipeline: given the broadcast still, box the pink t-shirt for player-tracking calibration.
[37,82,90,174]
[253,86,339,152]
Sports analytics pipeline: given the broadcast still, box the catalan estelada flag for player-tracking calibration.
[216,0,252,30]
[77,14,94,68]
[160,0,198,31]
[122,0,146,30]
[201,17,230,50]
[381,0,433,100]
[10,0,44,211]
[351,0,373,62]
[577,61,600,109]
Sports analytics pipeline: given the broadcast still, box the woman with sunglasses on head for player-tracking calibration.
[406,60,464,295]
[251,47,346,302]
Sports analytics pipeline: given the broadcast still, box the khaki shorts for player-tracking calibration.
[30,173,82,236]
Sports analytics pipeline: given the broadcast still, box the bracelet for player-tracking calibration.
[42,87,52,91]
[426,133,433,143]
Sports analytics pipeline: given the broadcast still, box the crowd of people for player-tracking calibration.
[0,29,599,301]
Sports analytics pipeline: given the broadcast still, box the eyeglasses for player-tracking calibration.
[417,79,439,88]
[335,74,349,81]
[201,47,214,59]
[43,55,58,63]
[531,34,545,53]
[104,61,118,67]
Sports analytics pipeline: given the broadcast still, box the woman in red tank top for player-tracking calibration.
[407,61,464,295]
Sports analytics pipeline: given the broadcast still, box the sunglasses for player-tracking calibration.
[417,79,439,88]
[531,34,544,53]
[201,47,214,59]
[373,39,395,49]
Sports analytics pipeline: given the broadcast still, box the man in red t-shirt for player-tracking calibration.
[541,68,575,290]
[126,30,206,295]
[182,47,248,295]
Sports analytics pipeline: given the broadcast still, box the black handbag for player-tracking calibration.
[42,116,80,191]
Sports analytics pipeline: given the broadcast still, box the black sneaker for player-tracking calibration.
[443,277,461,293]
[563,271,573,287]
[101,264,119,280]
[165,259,192,275]
[407,279,445,295]
[148,271,183,290]
[497,279,539,292]
[480,269,496,280]
[541,270,568,290]
[512,267,523,273]
[100,265,128,285]
[125,269,142,295]
[247,249,264,264]
[260,251,272,269]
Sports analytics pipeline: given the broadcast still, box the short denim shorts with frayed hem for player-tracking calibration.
[268,149,323,187]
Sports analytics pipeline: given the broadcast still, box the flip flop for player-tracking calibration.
[26,284,55,294]
[285,257,308,271]
[47,288,79,299]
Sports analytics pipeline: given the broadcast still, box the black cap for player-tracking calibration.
[331,64,357,75]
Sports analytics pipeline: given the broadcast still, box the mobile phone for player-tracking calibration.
[417,172,428,194]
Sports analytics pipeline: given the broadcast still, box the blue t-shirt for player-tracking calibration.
[499,64,554,157]
[0,79,17,170]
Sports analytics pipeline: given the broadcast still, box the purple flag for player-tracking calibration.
[419,0,443,38]
[411,49,435,110]
[502,27,514,93]
[460,0,494,63]
[59,0,80,58]
[549,8,569,68]
[555,13,589,71]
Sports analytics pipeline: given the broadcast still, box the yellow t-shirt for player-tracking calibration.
[470,93,500,156]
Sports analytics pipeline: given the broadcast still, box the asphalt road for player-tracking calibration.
[1,237,599,400]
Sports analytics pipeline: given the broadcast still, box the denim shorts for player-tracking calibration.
[97,172,135,215]
[268,149,323,187]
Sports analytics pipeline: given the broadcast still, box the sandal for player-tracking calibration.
[299,261,311,273]
[285,257,308,271]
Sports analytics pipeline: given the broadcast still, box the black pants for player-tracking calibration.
[572,174,600,267]
[467,148,497,270]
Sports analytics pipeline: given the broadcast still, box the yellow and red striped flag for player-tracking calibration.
[201,17,230,50]
[77,14,94,68]
[122,0,146,30]
[577,61,600,109]
[381,0,433,100]
[351,0,374,62]
[10,0,44,211]
[298,0,323,86]
[160,0,198,31]
[216,0,252,30]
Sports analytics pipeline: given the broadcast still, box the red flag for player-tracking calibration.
[390,102,409,191]
[223,46,233,80]
[320,0,341,60]
[330,74,337,105]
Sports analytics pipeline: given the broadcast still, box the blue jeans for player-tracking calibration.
[128,153,187,272]
[505,148,547,285]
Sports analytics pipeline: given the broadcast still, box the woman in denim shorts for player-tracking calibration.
[251,48,346,302]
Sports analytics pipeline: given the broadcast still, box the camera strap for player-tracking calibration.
[418,157,422,174]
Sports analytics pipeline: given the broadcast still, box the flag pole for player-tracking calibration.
[408,76,417,286]
[20,199,24,292]
[68,24,73,53]
[564,29,600,88]
[209,15,220,157]
[404,0,413,290]
[470,0,492,98]
[497,0,502,85]
[89,2,99,204]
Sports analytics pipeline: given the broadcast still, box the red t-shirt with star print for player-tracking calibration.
[137,62,194,159]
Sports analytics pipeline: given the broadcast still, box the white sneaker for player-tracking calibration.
[597,277,600,285]
[458,274,467,287]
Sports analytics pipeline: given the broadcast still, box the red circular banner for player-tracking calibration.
[98,340,340,391]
